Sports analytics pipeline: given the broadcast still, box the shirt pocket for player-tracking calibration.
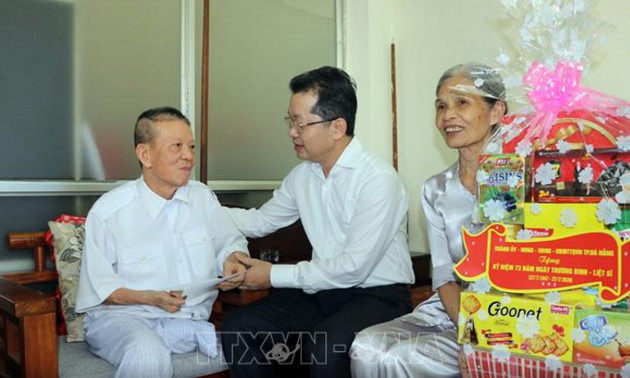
[119,244,167,289]
[183,227,216,279]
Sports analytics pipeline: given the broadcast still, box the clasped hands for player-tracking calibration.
[217,251,272,291]
[152,252,270,313]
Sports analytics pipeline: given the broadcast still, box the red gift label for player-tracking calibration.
[456,223,630,302]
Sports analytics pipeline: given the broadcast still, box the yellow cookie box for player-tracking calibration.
[459,292,575,362]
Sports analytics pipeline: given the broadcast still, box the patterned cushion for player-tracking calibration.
[48,216,86,342]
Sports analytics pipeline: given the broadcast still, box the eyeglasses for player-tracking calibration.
[284,116,338,133]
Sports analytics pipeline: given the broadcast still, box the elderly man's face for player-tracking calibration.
[141,119,195,198]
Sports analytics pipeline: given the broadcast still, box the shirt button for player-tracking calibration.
[140,257,147,264]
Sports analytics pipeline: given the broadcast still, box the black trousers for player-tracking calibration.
[220,284,412,378]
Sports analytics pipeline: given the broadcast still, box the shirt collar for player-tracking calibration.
[138,177,191,221]
[335,137,362,169]
[310,137,362,178]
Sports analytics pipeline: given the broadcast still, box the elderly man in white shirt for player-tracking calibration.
[220,66,415,378]
[76,107,248,378]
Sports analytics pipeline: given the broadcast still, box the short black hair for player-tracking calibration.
[134,106,190,147]
[289,66,357,136]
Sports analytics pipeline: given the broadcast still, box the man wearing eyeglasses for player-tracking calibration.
[220,66,414,378]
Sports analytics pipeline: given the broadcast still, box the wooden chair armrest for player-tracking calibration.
[0,278,58,378]
[0,278,56,317]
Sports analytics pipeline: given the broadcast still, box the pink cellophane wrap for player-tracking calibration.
[506,60,630,149]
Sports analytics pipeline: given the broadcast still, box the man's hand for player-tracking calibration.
[217,251,249,291]
[106,288,185,313]
[236,254,272,291]
[150,290,186,313]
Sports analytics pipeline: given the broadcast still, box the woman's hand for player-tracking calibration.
[436,281,462,325]
[438,283,470,376]
[458,347,471,378]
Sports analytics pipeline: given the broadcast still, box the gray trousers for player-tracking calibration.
[84,312,217,378]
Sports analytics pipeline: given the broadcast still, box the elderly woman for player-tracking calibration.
[350,63,507,378]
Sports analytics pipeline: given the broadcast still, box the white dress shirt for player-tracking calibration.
[76,178,248,320]
[224,138,414,294]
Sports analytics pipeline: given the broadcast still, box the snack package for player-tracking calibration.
[574,308,630,369]
[478,154,527,225]
[459,292,575,362]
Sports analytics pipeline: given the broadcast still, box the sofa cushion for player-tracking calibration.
[58,338,113,378]
[58,337,228,378]
[48,217,87,342]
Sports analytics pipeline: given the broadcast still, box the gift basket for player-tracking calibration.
[456,1,630,377]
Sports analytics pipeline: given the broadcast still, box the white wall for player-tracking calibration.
[344,0,630,253]
[344,1,395,161]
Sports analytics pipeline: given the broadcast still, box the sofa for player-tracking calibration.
[0,220,432,378]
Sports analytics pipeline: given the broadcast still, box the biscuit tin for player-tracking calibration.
[459,292,575,362]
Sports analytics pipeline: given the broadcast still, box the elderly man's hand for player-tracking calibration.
[151,290,186,313]
[236,254,272,291]
[217,251,249,291]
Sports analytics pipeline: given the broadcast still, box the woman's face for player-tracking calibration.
[435,75,503,151]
